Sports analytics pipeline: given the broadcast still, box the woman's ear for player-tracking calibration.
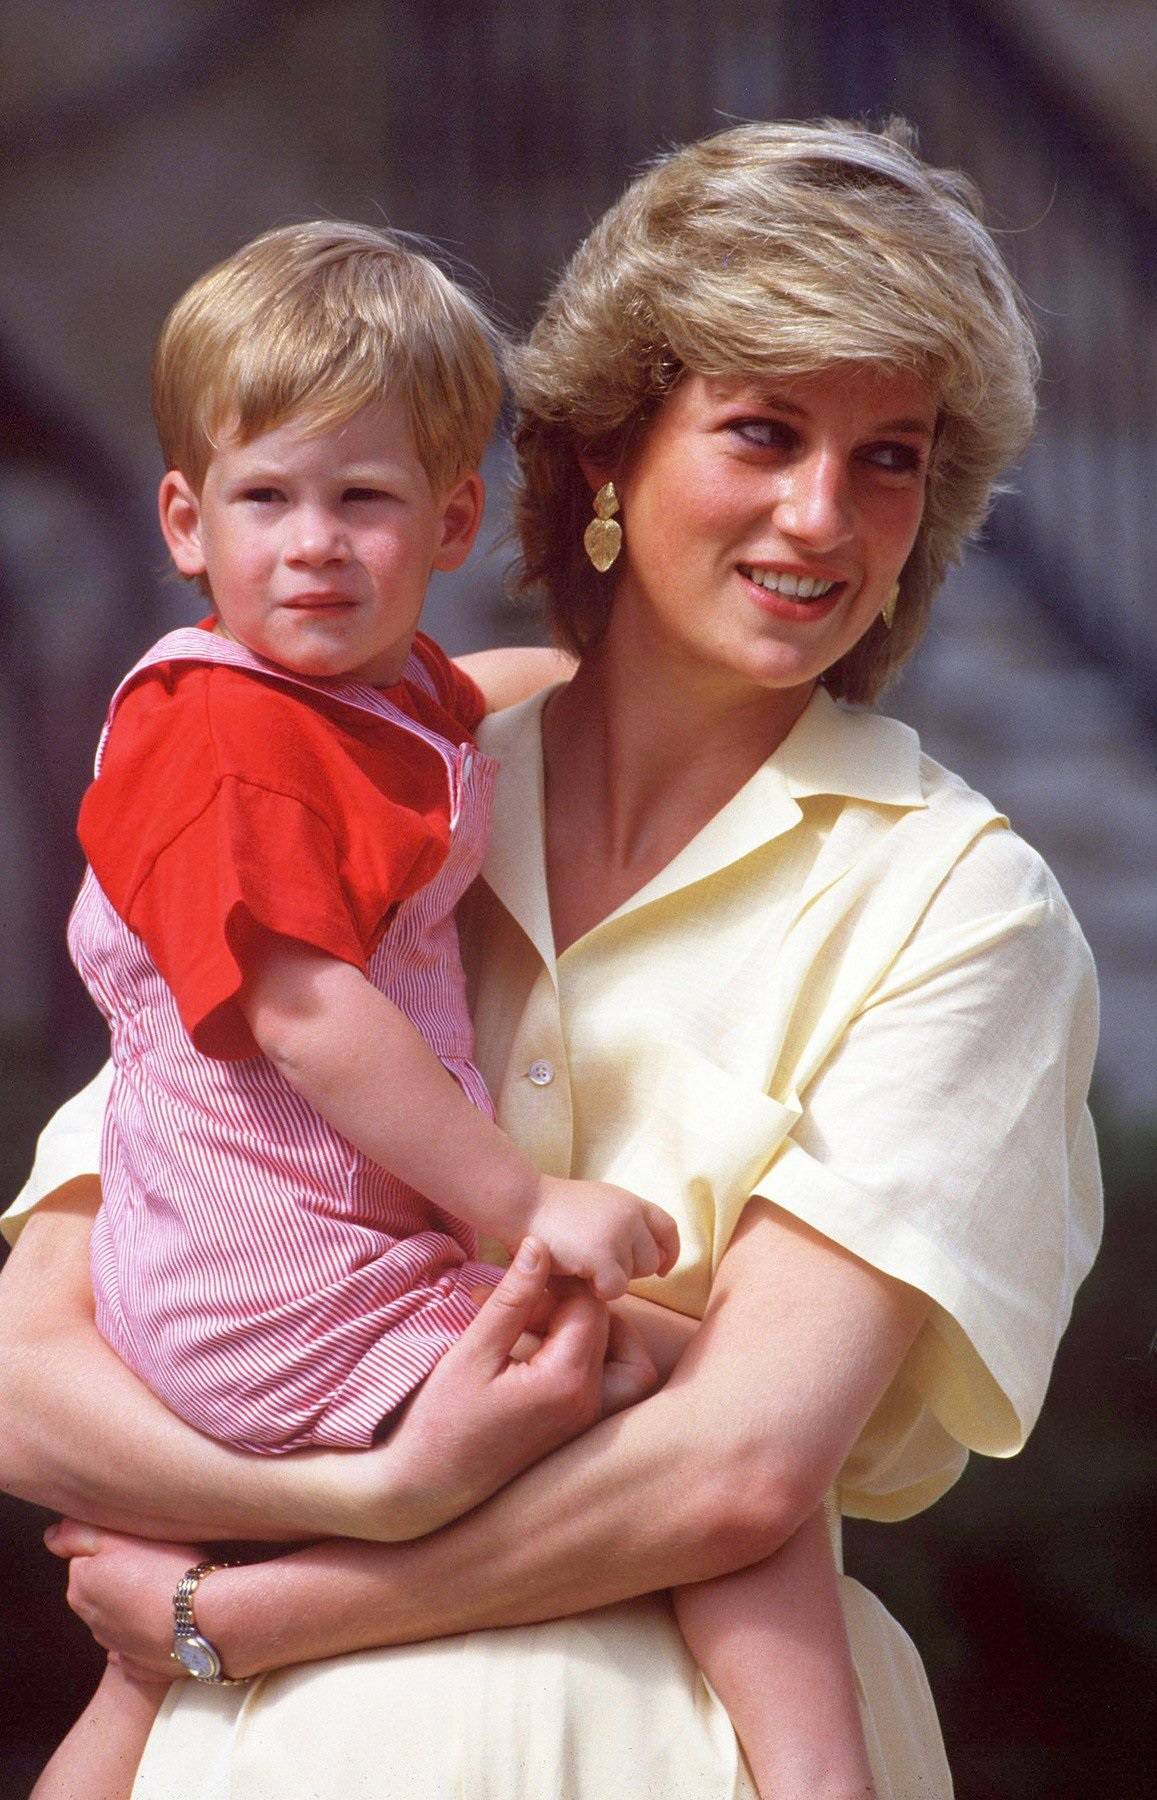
[158,471,207,578]
[433,471,486,572]
[577,457,612,495]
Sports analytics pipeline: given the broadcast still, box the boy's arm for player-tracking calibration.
[242,940,676,1297]
[454,646,575,713]
[674,1508,876,1800]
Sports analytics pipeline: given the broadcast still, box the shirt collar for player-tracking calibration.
[476,683,927,965]
[778,686,927,808]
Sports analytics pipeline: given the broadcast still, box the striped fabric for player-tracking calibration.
[69,630,501,1453]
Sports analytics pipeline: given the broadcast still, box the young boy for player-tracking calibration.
[34,222,875,1799]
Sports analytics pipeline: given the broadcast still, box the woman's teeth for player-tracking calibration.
[743,567,838,599]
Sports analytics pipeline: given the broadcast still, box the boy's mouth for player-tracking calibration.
[283,593,358,611]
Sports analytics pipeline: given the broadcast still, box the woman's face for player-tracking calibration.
[603,364,936,704]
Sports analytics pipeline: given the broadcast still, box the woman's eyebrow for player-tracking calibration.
[741,393,933,437]
[743,390,806,416]
[875,417,936,438]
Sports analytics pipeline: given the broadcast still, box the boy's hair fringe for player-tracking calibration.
[153,220,503,492]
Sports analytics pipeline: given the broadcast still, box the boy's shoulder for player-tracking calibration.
[106,656,324,786]
[86,660,356,873]
[409,632,486,732]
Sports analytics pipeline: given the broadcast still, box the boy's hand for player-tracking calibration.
[528,1177,679,1301]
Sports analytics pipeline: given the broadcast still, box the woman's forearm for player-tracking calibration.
[202,1370,759,1673]
[205,1200,930,1673]
[0,1194,628,1549]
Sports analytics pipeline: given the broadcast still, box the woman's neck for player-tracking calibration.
[541,634,815,954]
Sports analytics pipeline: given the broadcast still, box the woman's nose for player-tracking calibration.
[286,507,348,565]
[772,451,855,552]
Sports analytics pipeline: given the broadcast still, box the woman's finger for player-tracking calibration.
[533,1277,610,1378]
[463,1238,552,1369]
[44,1519,107,1559]
[600,1314,659,1415]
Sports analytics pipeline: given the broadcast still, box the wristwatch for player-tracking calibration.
[171,1559,244,1683]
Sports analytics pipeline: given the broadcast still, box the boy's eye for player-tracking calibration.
[343,486,390,503]
[241,486,283,503]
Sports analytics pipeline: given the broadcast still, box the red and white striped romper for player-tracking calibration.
[69,628,502,1452]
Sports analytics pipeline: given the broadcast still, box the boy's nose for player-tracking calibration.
[771,450,855,553]
[287,508,349,564]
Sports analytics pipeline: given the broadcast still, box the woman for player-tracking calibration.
[0,119,1100,1798]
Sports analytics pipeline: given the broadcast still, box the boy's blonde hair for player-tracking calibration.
[509,119,1039,702]
[153,221,502,492]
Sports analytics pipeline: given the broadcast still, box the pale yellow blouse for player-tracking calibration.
[465,685,1101,1519]
[5,686,1101,1799]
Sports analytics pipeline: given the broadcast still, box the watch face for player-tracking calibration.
[173,1633,222,1681]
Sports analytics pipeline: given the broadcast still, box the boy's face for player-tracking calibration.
[158,401,483,686]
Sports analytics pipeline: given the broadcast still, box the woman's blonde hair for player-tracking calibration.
[153,221,502,493]
[509,119,1039,701]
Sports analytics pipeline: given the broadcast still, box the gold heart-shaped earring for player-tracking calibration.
[583,482,622,573]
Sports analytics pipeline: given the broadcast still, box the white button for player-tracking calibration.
[461,750,474,777]
[526,1060,554,1086]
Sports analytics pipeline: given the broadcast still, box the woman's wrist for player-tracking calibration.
[195,1541,413,1678]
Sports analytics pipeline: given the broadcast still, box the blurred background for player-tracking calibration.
[0,2,1153,1795]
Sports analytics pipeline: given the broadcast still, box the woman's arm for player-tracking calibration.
[455,645,575,712]
[0,1187,624,1542]
[54,1196,929,1677]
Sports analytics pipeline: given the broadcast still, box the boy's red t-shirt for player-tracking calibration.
[77,628,486,1061]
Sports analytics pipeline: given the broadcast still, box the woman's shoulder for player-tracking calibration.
[860,735,1095,1001]
[909,742,1074,918]
[827,705,1093,972]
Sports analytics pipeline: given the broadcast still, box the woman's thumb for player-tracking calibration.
[470,1238,550,1360]
[44,1519,103,1559]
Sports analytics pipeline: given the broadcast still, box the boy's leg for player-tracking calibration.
[30,1655,169,1800]
[673,1506,877,1800]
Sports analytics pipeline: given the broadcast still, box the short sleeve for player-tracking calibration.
[753,826,1102,1516]
[1,1061,111,1247]
[126,774,442,1060]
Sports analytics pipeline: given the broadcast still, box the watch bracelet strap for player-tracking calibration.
[173,1559,244,1679]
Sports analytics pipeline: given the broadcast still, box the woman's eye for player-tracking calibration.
[730,417,796,451]
[863,442,924,476]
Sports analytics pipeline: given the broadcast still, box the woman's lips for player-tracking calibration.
[737,566,847,622]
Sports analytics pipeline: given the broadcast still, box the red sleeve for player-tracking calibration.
[127,782,374,1059]
[81,667,449,1061]
[411,632,486,733]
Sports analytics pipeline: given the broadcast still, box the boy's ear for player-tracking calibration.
[158,470,207,578]
[432,471,486,572]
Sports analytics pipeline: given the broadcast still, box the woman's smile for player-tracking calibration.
[737,565,848,622]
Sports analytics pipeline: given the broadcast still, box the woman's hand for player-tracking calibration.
[339,1238,655,1540]
[43,1520,198,1682]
